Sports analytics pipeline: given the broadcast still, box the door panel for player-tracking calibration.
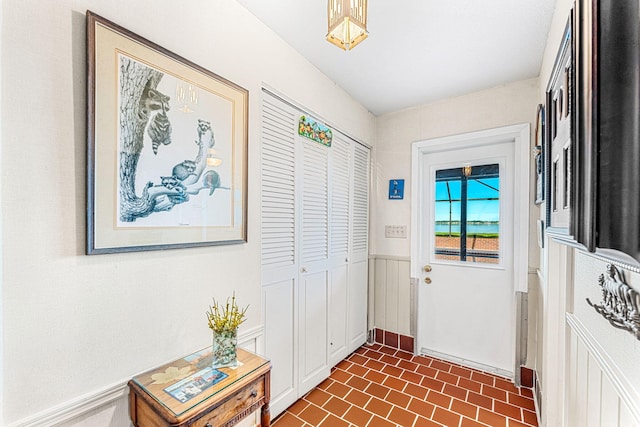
[418,142,515,375]
[352,144,369,254]
[329,265,348,365]
[298,135,330,395]
[260,96,299,415]
[328,134,351,365]
[348,259,369,352]
[348,143,370,352]
[263,279,296,414]
[301,140,329,267]
[298,271,329,395]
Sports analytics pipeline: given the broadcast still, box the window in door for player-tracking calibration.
[434,163,500,264]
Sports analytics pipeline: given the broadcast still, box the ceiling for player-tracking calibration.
[236,0,556,116]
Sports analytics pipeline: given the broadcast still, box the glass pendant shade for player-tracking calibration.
[327,0,368,51]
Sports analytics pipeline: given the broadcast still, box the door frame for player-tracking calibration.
[410,123,530,376]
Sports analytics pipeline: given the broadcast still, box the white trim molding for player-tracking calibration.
[8,381,129,427]
[410,123,530,380]
[8,325,265,427]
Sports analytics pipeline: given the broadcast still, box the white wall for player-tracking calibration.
[373,257,411,337]
[540,241,640,427]
[536,0,640,425]
[371,78,540,365]
[373,78,540,262]
[539,0,574,101]
[0,0,374,424]
[567,252,640,426]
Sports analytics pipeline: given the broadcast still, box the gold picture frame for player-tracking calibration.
[87,11,248,254]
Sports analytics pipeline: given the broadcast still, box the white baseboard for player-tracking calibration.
[8,326,264,427]
[419,347,513,379]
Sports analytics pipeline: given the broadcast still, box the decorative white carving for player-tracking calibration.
[587,264,640,340]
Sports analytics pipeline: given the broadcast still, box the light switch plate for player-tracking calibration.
[385,225,407,238]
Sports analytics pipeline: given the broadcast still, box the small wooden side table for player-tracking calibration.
[128,347,271,427]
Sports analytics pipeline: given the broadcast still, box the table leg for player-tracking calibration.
[261,403,270,426]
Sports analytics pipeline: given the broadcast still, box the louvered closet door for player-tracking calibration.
[348,142,370,352]
[260,95,298,414]
[260,89,371,417]
[298,136,331,395]
[328,132,351,366]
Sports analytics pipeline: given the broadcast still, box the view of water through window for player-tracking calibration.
[434,163,500,264]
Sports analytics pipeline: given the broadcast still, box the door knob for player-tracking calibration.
[424,277,432,284]
[423,265,432,273]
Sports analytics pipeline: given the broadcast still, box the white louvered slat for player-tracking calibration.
[330,134,351,257]
[261,99,296,269]
[302,141,329,264]
[352,143,369,253]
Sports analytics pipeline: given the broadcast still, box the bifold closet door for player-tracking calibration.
[298,135,331,395]
[328,133,351,367]
[260,91,371,416]
[260,96,298,415]
[348,143,370,352]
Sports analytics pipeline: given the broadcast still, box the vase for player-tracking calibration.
[212,329,238,368]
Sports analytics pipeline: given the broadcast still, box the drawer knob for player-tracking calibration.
[250,390,258,398]
[206,424,212,427]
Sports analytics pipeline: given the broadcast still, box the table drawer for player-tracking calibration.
[190,378,265,427]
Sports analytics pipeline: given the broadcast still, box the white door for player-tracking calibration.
[347,142,370,352]
[328,132,351,366]
[260,89,372,415]
[261,96,299,415]
[298,136,330,395]
[412,125,529,377]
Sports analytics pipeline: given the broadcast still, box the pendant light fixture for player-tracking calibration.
[326,0,368,51]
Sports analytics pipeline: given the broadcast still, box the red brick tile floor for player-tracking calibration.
[272,343,538,427]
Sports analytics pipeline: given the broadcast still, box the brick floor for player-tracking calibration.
[273,344,538,427]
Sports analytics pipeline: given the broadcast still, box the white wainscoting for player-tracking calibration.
[566,315,640,427]
[372,255,411,336]
[9,327,264,427]
[564,249,640,427]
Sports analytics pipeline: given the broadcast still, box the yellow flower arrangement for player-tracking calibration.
[206,293,248,334]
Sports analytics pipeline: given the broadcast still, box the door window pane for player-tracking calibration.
[434,164,500,264]
[434,179,461,262]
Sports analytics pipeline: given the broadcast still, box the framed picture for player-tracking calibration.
[534,104,545,205]
[87,11,248,254]
[545,13,573,233]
